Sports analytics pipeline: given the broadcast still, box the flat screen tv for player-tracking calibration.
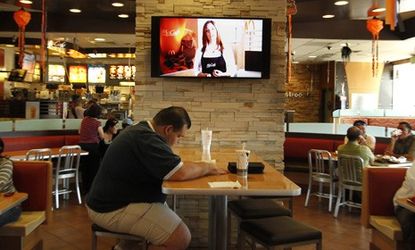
[108,64,136,84]
[48,64,66,83]
[88,65,106,84]
[151,16,271,79]
[8,69,27,82]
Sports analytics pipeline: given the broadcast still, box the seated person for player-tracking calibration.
[338,126,375,167]
[99,117,119,158]
[393,163,415,250]
[0,137,22,227]
[344,120,376,151]
[86,106,227,250]
[385,122,415,161]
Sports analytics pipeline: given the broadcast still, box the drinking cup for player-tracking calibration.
[236,149,250,177]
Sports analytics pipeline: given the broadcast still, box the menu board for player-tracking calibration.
[48,64,65,83]
[69,65,87,83]
[22,53,35,82]
[88,65,106,83]
[108,65,136,82]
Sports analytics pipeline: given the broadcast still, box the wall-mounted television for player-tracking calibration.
[8,69,27,82]
[48,64,66,83]
[69,65,87,83]
[151,16,271,79]
[88,65,106,84]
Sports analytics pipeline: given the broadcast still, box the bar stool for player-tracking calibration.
[228,198,292,248]
[239,216,322,250]
[91,223,147,250]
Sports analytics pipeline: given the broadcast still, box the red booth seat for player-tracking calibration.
[2,135,80,152]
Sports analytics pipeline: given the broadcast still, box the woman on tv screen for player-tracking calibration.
[193,20,236,77]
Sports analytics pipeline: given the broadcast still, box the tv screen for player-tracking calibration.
[8,69,27,82]
[151,16,271,79]
[69,65,87,83]
[108,64,136,84]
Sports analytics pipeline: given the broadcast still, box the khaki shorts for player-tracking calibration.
[87,203,182,245]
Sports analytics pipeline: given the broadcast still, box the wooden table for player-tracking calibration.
[0,192,28,215]
[6,148,89,161]
[163,147,301,250]
[324,152,412,168]
[396,198,415,213]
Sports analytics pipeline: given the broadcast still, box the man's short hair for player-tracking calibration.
[84,103,102,118]
[353,120,367,127]
[153,106,191,131]
[346,126,362,141]
[399,121,412,131]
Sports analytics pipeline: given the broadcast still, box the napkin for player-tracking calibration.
[208,181,241,189]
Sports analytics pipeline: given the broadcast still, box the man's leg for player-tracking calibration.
[148,222,191,250]
[395,206,415,250]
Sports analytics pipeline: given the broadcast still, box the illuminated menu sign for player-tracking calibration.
[69,65,87,83]
[48,64,65,83]
[108,65,136,82]
[88,65,106,83]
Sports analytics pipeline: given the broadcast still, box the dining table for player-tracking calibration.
[162,147,301,250]
[323,152,413,168]
[0,192,28,216]
[5,147,89,161]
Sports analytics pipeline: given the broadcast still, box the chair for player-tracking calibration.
[238,216,322,250]
[25,148,52,161]
[91,223,147,250]
[0,160,52,250]
[305,149,337,212]
[334,154,364,218]
[53,145,82,209]
[227,198,292,249]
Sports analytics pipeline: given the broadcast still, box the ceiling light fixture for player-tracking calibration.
[308,55,317,58]
[19,0,33,4]
[372,7,386,12]
[112,2,124,7]
[334,1,348,6]
[94,38,106,42]
[118,14,129,18]
[5,44,14,48]
[69,8,81,13]
[322,14,335,19]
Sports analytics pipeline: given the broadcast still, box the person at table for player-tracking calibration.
[344,120,376,151]
[193,20,236,77]
[67,94,85,119]
[385,122,415,161]
[0,138,22,227]
[79,103,104,194]
[86,106,227,250]
[337,126,375,167]
[98,117,118,158]
[393,163,415,249]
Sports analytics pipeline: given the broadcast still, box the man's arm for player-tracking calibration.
[167,161,227,181]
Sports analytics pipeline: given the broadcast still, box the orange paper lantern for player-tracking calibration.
[13,8,31,67]
[366,18,383,77]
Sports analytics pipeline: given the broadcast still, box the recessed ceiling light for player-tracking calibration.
[112,2,124,7]
[322,14,335,19]
[5,44,14,48]
[373,7,386,12]
[118,14,129,18]
[69,8,81,13]
[334,1,348,6]
[94,38,106,42]
[19,0,33,4]
[292,61,300,64]
[340,43,351,47]
[308,55,317,58]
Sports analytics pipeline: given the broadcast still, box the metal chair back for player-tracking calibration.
[337,154,364,190]
[25,148,52,161]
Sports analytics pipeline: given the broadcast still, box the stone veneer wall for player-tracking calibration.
[285,64,323,122]
[135,0,286,247]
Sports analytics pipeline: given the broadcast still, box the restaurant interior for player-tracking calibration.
[1,0,415,249]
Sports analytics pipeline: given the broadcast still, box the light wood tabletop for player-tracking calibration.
[0,192,28,215]
[163,147,301,250]
[5,147,89,161]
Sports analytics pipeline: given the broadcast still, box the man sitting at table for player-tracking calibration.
[337,126,375,167]
[86,106,227,250]
[344,120,376,151]
[393,163,415,250]
[385,122,415,161]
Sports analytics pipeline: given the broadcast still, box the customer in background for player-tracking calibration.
[385,122,415,161]
[79,103,104,194]
[344,120,376,151]
[393,163,415,250]
[86,106,227,250]
[338,126,375,167]
[98,117,118,158]
[0,138,22,227]
[67,94,85,119]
